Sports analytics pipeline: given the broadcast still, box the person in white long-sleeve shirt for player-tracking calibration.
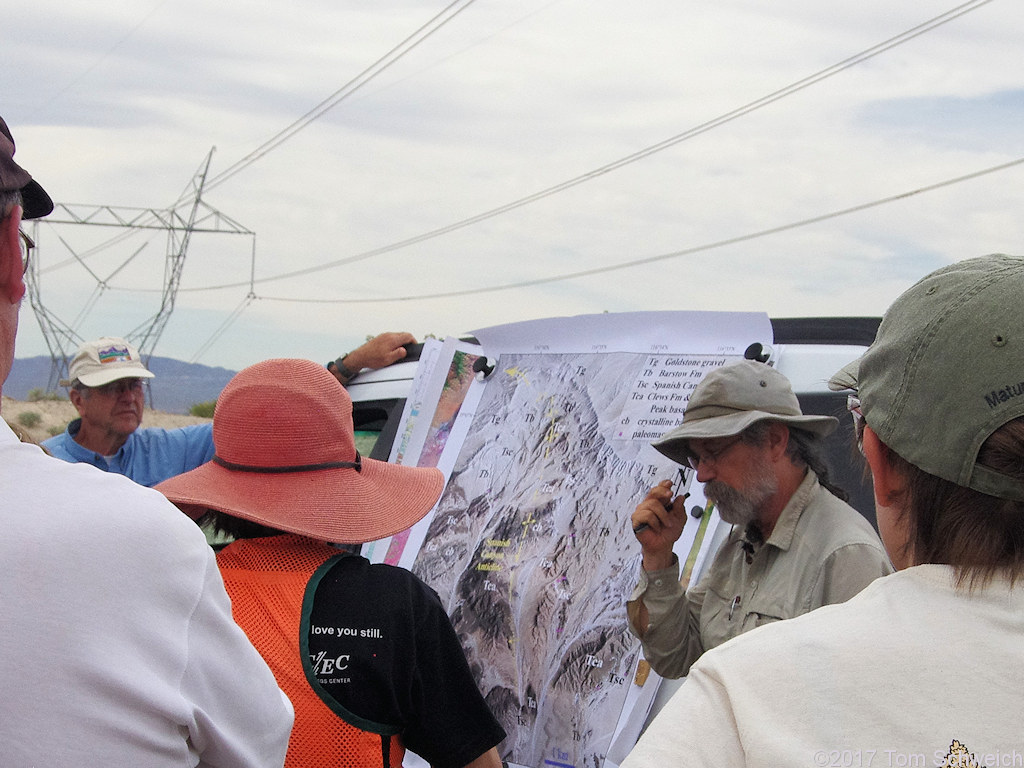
[0,114,293,768]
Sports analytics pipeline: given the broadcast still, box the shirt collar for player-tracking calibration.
[0,419,21,445]
[763,470,819,552]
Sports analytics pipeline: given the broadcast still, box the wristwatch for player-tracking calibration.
[327,355,358,384]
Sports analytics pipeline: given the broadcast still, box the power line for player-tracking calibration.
[251,154,1024,304]
[189,293,256,363]
[32,0,172,116]
[186,0,994,291]
[43,0,483,278]
[189,0,481,196]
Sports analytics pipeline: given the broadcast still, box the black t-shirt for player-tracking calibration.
[301,553,506,768]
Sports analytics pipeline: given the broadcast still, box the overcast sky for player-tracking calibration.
[4,0,1023,371]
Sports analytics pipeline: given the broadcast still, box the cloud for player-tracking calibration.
[858,90,1024,152]
[6,0,1023,370]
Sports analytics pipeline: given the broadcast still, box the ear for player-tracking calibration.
[766,421,790,462]
[862,425,903,506]
[0,207,26,303]
[69,386,88,416]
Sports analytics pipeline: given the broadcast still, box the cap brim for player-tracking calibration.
[72,367,155,388]
[652,410,838,465]
[157,457,445,544]
[827,358,860,393]
[21,179,53,220]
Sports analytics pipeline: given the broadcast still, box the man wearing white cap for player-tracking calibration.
[626,359,892,678]
[42,335,215,486]
[623,255,1024,765]
[44,332,417,487]
[0,116,293,766]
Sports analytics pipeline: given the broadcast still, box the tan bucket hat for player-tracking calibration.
[653,359,837,465]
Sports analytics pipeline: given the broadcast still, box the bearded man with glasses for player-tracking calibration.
[625,359,892,679]
[625,258,1024,766]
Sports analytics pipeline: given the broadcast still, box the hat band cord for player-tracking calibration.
[213,452,362,474]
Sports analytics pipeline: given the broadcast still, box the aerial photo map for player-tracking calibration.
[412,349,712,768]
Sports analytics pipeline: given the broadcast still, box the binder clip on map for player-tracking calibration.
[472,355,496,381]
[744,341,774,365]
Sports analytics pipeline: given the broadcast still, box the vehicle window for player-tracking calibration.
[797,392,877,532]
[353,430,380,457]
[351,398,406,461]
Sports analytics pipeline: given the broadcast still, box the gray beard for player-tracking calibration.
[705,457,778,527]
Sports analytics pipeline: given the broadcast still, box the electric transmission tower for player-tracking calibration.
[23,148,256,391]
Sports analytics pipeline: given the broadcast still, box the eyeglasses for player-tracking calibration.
[92,378,145,397]
[847,394,865,455]
[682,434,744,471]
[19,229,33,275]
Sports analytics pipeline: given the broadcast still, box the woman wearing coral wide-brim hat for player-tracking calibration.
[157,359,505,768]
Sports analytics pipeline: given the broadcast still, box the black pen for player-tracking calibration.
[633,470,687,534]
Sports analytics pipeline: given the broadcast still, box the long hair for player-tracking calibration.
[884,416,1024,588]
[742,421,849,502]
[196,508,285,540]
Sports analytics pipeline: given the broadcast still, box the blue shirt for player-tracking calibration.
[43,419,215,487]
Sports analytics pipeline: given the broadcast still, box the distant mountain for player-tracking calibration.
[7,355,237,414]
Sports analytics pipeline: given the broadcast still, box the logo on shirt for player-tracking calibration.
[310,651,350,676]
[940,739,1016,768]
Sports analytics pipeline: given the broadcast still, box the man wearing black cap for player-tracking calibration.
[0,116,293,767]
[626,359,892,678]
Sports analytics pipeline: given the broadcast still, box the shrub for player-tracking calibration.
[27,388,65,402]
[190,400,217,418]
[48,424,65,436]
[17,410,42,428]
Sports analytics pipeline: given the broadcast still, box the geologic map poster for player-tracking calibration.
[376,311,772,768]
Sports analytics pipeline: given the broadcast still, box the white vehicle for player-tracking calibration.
[347,315,880,526]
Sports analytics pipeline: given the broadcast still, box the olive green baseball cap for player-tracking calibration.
[830,254,1024,502]
[653,359,837,465]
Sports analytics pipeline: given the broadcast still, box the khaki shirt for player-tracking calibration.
[626,471,893,679]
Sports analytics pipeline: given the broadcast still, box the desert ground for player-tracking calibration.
[2,395,211,445]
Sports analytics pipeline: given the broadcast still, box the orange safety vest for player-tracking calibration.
[217,535,405,768]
